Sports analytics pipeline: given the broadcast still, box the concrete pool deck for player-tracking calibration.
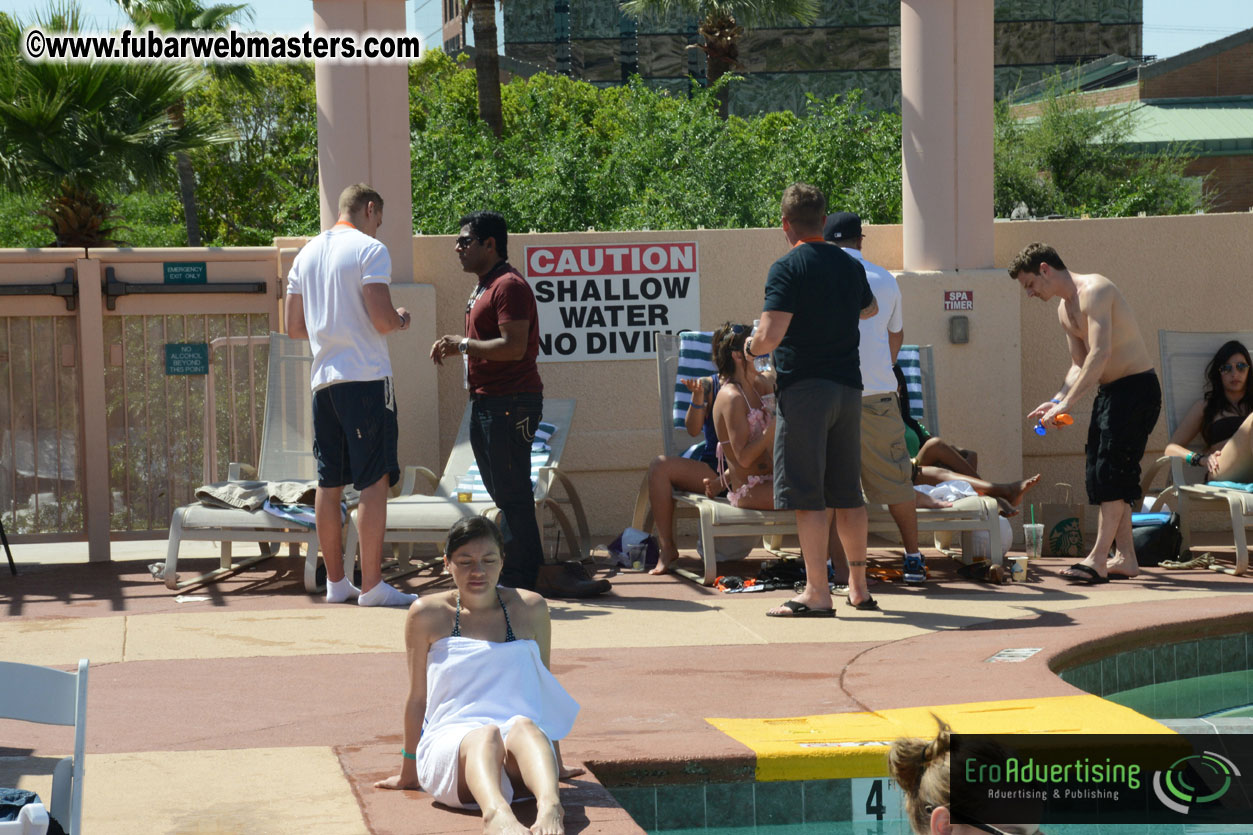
[0,536,1249,834]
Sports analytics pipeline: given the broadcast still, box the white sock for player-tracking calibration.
[326,576,360,604]
[358,580,419,607]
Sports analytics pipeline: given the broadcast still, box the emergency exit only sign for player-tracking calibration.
[944,290,973,310]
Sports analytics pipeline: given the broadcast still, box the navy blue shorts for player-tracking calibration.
[312,378,399,491]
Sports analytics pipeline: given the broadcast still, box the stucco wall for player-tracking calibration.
[278,213,1251,540]
[997,212,1253,521]
[413,227,1022,539]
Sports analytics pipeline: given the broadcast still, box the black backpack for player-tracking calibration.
[1131,512,1182,567]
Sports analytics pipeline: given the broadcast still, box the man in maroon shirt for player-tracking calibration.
[431,211,609,597]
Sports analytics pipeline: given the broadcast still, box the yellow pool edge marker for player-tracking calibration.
[707,694,1176,782]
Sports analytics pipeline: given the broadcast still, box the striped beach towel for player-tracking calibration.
[672,331,716,428]
[458,421,558,501]
[896,346,926,424]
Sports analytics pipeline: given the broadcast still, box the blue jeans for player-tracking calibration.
[469,392,544,590]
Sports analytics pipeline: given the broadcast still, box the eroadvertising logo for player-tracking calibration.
[952,734,1253,827]
[1153,751,1240,814]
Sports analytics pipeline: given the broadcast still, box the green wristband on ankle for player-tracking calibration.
[401,749,416,761]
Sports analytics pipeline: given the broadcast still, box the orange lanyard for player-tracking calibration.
[334,220,355,230]
[792,235,825,248]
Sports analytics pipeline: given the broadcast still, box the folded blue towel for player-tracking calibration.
[1206,481,1253,493]
[1131,512,1172,526]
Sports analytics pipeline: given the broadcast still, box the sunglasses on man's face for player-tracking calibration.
[455,235,479,249]
[1220,362,1250,374]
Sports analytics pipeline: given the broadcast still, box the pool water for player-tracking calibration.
[611,632,1253,834]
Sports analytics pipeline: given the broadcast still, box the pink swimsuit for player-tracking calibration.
[717,390,776,507]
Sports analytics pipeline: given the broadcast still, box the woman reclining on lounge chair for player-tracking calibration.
[894,365,1040,515]
[376,516,583,835]
[1164,339,1253,484]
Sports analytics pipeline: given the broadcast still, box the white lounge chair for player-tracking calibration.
[1140,329,1253,575]
[0,659,88,835]
[632,333,1000,585]
[342,398,591,586]
[163,333,325,593]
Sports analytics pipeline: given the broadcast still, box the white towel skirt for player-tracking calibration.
[417,714,552,809]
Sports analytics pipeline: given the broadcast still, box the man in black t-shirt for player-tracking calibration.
[745,183,879,618]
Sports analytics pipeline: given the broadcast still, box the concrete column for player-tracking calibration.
[311,1,438,472]
[900,0,994,271]
[312,0,415,284]
[75,259,110,561]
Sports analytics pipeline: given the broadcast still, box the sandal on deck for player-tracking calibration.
[766,600,836,618]
[846,596,880,611]
[1159,553,1215,570]
[1059,563,1109,585]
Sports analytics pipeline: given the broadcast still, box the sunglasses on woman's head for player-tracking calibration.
[1220,362,1250,374]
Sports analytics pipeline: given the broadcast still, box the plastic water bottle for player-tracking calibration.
[750,319,773,374]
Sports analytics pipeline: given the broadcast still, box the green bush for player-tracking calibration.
[994,84,1206,219]
[408,52,902,234]
[0,53,1208,247]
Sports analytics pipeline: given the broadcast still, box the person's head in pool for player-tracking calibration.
[889,717,1044,835]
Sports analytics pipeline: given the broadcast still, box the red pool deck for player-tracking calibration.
[0,536,1249,834]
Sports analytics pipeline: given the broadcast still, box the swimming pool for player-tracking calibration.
[1058,630,1253,720]
[606,631,1253,833]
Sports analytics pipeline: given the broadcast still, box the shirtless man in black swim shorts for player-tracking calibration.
[1009,242,1161,584]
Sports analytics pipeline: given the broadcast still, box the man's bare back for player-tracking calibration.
[1058,272,1153,385]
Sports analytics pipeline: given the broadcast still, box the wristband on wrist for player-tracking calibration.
[1050,398,1061,404]
[401,749,416,761]
[1186,452,1203,466]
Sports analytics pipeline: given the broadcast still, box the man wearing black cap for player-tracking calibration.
[825,212,928,586]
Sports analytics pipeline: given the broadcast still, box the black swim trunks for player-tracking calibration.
[1085,370,1161,506]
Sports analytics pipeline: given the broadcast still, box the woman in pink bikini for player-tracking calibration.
[705,322,777,510]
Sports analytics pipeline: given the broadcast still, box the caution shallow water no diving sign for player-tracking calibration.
[525,242,701,362]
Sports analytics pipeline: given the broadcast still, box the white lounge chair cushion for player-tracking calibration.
[176,504,320,531]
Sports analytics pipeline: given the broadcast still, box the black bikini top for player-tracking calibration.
[451,589,517,642]
[1204,412,1247,448]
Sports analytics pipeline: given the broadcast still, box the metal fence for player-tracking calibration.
[0,248,281,550]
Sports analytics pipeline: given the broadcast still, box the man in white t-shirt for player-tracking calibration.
[285,183,417,607]
[825,211,927,590]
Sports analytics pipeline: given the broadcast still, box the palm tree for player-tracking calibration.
[467,0,504,137]
[620,0,819,117]
[0,5,231,247]
[115,0,257,246]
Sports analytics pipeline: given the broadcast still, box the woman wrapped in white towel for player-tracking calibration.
[375,516,583,835]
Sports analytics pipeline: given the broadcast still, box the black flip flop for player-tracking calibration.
[846,596,880,611]
[766,600,836,618]
[1060,563,1109,585]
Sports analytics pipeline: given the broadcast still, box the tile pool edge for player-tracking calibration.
[1049,612,1253,674]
